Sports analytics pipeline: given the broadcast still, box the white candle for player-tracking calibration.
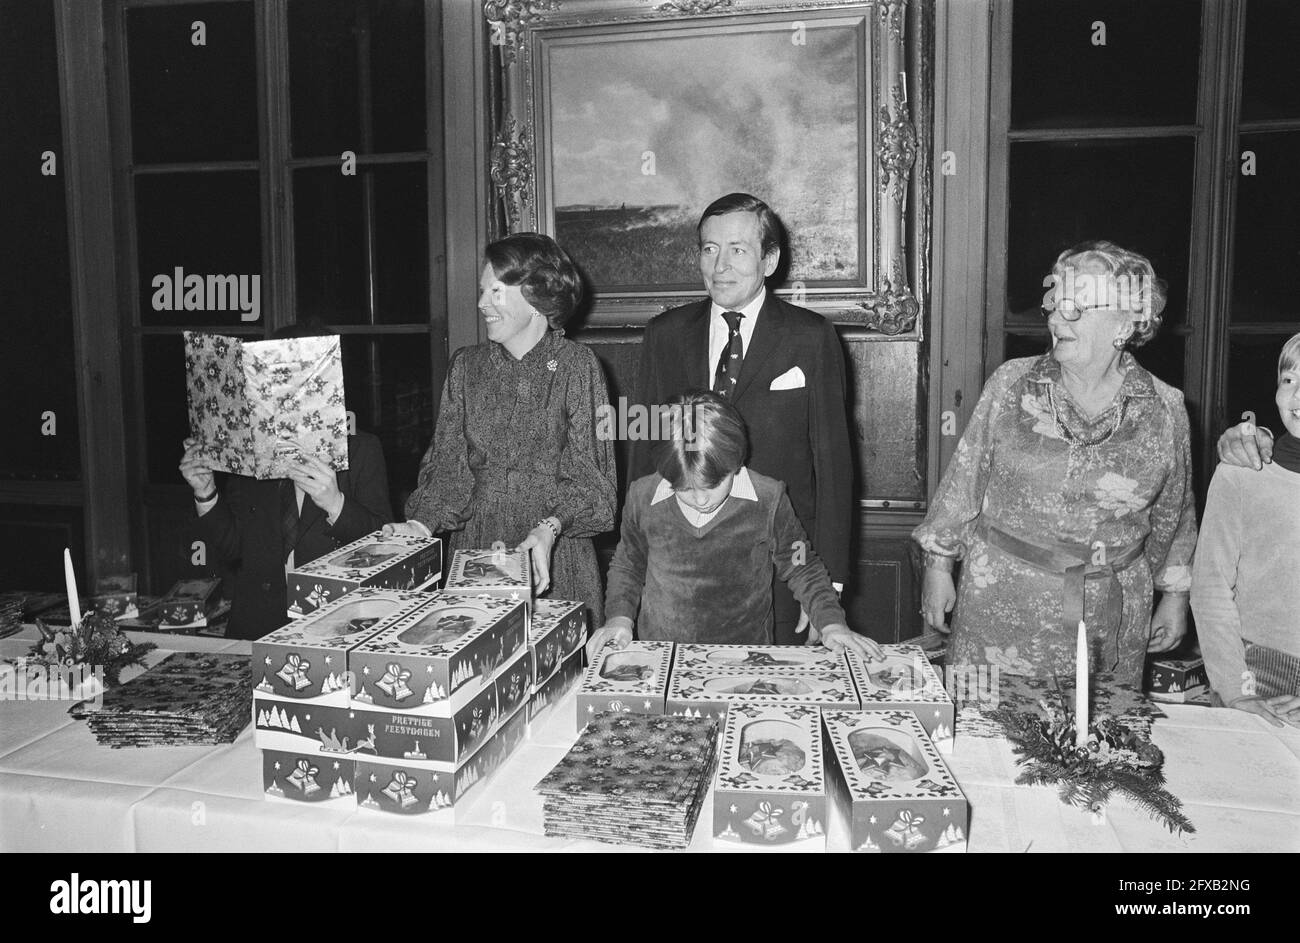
[1075,620,1088,748]
[64,548,82,630]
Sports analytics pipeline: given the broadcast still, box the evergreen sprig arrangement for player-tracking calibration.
[29,611,156,687]
[994,680,1195,835]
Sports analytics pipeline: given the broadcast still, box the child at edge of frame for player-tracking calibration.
[1191,331,1300,728]
[586,389,882,663]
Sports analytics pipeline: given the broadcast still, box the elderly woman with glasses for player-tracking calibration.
[913,240,1197,686]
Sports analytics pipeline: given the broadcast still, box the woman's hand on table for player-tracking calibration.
[1231,696,1294,728]
[517,518,559,595]
[1146,594,1189,653]
[819,624,883,661]
[381,521,432,538]
[585,619,632,662]
[178,438,215,498]
[921,568,956,633]
[1264,695,1300,727]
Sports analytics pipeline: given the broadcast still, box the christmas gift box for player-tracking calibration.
[349,663,501,765]
[286,531,443,619]
[254,691,363,754]
[262,750,356,810]
[252,588,430,706]
[847,645,955,752]
[822,709,968,853]
[666,667,859,722]
[528,648,583,733]
[674,643,848,674]
[349,593,527,718]
[712,704,827,848]
[1145,655,1209,703]
[576,641,674,730]
[442,548,532,607]
[93,573,139,620]
[154,578,222,628]
[528,598,587,691]
[354,701,528,819]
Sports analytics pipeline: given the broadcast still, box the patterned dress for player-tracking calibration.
[405,329,617,624]
[913,354,1197,685]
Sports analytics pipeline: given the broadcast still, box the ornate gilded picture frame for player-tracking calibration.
[485,0,931,332]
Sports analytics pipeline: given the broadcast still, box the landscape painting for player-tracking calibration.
[545,20,864,291]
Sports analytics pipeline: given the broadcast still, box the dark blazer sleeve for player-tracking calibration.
[807,313,853,582]
[193,474,249,565]
[327,432,394,544]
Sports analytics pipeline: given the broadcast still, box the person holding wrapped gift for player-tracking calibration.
[388,233,617,624]
[1192,334,1300,727]
[587,390,881,661]
[913,241,1197,686]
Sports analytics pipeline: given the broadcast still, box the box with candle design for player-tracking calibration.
[528,598,587,691]
[251,588,431,707]
[665,667,859,722]
[348,593,528,721]
[822,709,968,853]
[262,750,356,809]
[846,645,955,752]
[286,531,442,619]
[712,704,827,848]
[673,643,848,674]
[528,648,584,733]
[354,701,528,818]
[576,641,674,729]
[441,548,532,607]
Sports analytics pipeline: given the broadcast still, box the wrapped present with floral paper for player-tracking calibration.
[713,704,827,849]
[286,531,442,619]
[527,598,586,691]
[263,751,356,809]
[846,644,956,752]
[355,708,527,820]
[441,548,532,608]
[576,640,673,730]
[822,709,968,853]
[252,588,430,707]
[666,666,858,723]
[673,643,848,674]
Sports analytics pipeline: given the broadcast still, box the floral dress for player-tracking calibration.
[405,329,617,624]
[913,354,1197,685]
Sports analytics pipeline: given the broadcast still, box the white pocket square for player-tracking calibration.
[769,366,806,391]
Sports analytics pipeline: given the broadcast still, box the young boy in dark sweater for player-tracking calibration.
[587,391,881,661]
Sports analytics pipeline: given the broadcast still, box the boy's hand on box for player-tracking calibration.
[382,521,431,538]
[820,624,883,661]
[585,619,633,662]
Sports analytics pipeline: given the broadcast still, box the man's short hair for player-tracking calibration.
[697,192,783,258]
[653,391,749,490]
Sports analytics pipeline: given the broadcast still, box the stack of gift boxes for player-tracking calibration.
[255,538,587,820]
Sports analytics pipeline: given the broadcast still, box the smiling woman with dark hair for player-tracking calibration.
[913,240,1197,686]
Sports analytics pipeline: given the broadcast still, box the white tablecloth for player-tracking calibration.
[2,631,1297,852]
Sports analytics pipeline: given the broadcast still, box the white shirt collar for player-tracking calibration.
[709,287,767,322]
[650,466,758,505]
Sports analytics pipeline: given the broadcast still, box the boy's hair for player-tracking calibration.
[653,391,748,490]
[1280,333,1300,379]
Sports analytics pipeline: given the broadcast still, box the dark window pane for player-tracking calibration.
[127,2,258,163]
[136,172,263,327]
[1231,131,1300,323]
[1011,0,1201,130]
[142,334,192,484]
[339,333,434,518]
[1006,139,1193,327]
[1241,0,1300,122]
[1131,330,1185,394]
[294,162,428,324]
[289,0,427,157]
[1004,330,1051,365]
[0,504,85,591]
[0,0,79,480]
[1226,334,1294,435]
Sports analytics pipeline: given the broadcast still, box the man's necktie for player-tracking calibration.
[280,479,301,563]
[712,310,744,397]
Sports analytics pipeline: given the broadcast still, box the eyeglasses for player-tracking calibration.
[1040,300,1115,322]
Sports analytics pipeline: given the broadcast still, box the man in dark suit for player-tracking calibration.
[629,192,854,643]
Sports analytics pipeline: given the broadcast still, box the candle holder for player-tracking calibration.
[27,610,156,689]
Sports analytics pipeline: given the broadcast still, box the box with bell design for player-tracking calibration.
[673,643,848,674]
[286,531,442,619]
[441,548,532,607]
[666,667,859,722]
[251,588,432,707]
[262,750,356,810]
[528,598,587,691]
[354,701,528,819]
[846,645,955,752]
[348,593,527,718]
[528,648,583,733]
[576,641,674,730]
[822,709,968,853]
[712,704,827,849]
